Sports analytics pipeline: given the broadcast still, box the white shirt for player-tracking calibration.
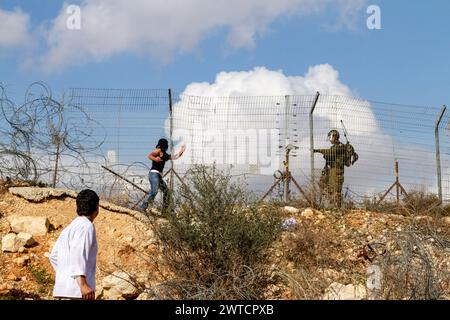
[49,216,98,298]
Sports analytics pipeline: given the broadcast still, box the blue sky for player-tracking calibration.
[1,0,449,107]
[1,0,449,198]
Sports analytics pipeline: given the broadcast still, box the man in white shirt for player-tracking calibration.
[49,189,99,300]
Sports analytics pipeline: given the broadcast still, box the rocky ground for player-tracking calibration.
[270,206,450,299]
[1,187,449,300]
[0,187,163,300]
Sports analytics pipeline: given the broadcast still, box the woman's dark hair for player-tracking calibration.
[76,189,99,216]
[156,138,169,151]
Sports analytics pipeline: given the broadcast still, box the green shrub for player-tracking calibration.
[27,264,54,295]
[153,165,282,299]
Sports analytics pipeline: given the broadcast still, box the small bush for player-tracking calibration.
[285,220,343,269]
[27,264,54,296]
[363,190,444,217]
[281,219,356,299]
[402,191,441,216]
[152,165,282,299]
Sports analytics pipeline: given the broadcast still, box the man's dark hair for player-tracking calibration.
[156,138,169,151]
[76,189,99,216]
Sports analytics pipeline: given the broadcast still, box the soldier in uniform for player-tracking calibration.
[314,130,358,207]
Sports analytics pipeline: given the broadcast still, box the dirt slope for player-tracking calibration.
[0,190,161,299]
[1,188,449,300]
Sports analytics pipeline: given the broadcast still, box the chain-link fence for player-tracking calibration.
[67,88,450,207]
[2,84,448,207]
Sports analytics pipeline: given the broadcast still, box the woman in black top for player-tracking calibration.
[140,138,185,212]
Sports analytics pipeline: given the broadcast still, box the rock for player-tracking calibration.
[136,291,155,300]
[95,286,103,300]
[1,233,31,253]
[14,255,30,266]
[414,216,433,222]
[123,236,134,243]
[44,252,50,258]
[442,217,450,226]
[50,222,63,230]
[286,262,296,271]
[323,282,367,300]
[145,230,157,244]
[8,187,77,202]
[2,233,20,252]
[30,253,39,261]
[8,187,146,221]
[16,232,36,246]
[301,208,314,218]
[8,215,50,236]
[7,274,20,281]
[101,271,140,300]
[283,206,300,214]
[265,284,282,297]
[321,269,341,281]
[21,276,27,281]
[1,231,35,253]
[99,201,145,219]
[0,283,14,293]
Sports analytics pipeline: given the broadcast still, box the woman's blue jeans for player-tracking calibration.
[140,171,169,210]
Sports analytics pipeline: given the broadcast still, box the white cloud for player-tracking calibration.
[183,64,352,97]
[0,8,33,48]
[172,65,384,171]
[170,65,439,198]
[39,0,367,71]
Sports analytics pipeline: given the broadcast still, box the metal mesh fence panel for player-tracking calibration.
[68,88,170,205]
[314,96,444,205]
[58,88,448,207]
[439,107,450,203]
[170,93,316,196]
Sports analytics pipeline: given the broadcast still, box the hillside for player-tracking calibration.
[0,187,161,299]
[0,186,449,300]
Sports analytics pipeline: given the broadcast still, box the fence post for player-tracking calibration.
[168,89,174,191]
[283,95,291,202]
[435,105,446,205]
[284,95,290,148]
[309,92,320,184]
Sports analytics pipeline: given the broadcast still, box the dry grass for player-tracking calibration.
[279,219,355,299]
[363,190,450,217]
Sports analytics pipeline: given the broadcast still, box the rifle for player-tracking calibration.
[340,120,359,166]
[340,120,350,144]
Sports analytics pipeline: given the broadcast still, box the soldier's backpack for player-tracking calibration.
[344,143,359,167]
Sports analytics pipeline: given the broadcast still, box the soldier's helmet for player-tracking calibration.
[327,130,340,142]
